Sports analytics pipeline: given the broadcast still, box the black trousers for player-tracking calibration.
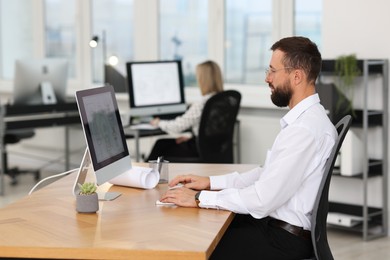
[210,215,313,260]
[146,137,198,162]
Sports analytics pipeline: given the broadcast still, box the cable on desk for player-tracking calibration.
[28,168,79,195]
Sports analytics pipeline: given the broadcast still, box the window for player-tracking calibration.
[0,0,34,79]
[225,0,272,85]
[0,1,323,92]
[44,0,76,78]
[159,0,208,86]
[294,0,322,50]
[91,0,134,83]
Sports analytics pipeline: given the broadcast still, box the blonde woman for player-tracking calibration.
[146,60,223,161]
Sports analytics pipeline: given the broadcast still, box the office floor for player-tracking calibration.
[0,147,389,259]
[0,144,84,207]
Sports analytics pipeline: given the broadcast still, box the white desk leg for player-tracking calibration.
[0,108,4,196]
[235,120,241,163]
[65,126,70,170]
[134,130,140,162]
[0,137,4,196]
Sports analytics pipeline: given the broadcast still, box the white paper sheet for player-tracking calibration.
[155,200,176,206]
[109,166,159,189]
[129,124,159,130]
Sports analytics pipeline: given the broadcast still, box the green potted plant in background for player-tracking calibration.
[334,54,360,118]
[76,182,99,213]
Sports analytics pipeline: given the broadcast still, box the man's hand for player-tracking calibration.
[169,174,210,191]
[160,187,198,207]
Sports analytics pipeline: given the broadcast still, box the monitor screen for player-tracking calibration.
[126,60,186,117]
[75,85,132,186]
[13,58,69,105]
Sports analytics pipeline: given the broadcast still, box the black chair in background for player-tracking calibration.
[168,90,241,163]
[305,115,352,260]
[3,129,40,185]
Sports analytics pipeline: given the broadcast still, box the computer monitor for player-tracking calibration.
[126,60,186,118]
[74,85,132,200]
[13,58,69,105]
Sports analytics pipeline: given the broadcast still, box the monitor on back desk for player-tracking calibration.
[13,58,68,105]
[74,85,132,200]
[126,60,187,123]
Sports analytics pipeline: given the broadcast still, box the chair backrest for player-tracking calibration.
[197,90,241,163]
[310,115,352,260]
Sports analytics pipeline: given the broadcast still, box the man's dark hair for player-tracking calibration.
[271,36,321,84]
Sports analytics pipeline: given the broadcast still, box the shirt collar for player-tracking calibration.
[280,93,320,129]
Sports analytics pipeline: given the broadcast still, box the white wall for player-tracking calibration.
[322,0,390,59]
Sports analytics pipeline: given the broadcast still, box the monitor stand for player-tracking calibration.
[98,192,121,201]
[73,148,121,201]
[40,81,57,104]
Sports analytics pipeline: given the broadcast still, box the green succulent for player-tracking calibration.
[78,182,97,195]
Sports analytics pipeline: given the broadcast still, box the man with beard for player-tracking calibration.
[159,36,337,259]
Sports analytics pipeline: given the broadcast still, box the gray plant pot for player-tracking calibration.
[76,193,99,213]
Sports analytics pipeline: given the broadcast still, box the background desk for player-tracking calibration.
[124,120,241,163]
[123,127,168,162]
[0,102,80,195]
[0,163,255,260]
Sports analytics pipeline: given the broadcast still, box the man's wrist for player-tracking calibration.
[195,191,201,207]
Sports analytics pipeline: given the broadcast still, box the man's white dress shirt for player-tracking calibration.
[198,94,337,230]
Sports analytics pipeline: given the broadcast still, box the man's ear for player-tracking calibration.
[292,69,304,85]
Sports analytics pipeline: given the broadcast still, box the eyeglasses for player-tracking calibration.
[265,67,293,77]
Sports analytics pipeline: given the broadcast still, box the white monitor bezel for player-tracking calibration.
[126,60,186,117]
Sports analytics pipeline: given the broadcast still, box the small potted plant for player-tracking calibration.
[76,182,99,213]
[334,54,360,118]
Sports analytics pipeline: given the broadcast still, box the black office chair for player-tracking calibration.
[168,90,241,163]
[305,115,352,260]
[3,129,40,185]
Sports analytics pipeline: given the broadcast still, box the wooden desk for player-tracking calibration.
[0,163,255,259]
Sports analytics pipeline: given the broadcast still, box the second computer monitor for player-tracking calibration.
[13,58,69,105]
[126,60,186,118]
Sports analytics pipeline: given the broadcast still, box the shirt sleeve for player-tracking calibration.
[198,126,317,217]
[158,101,203,135]
[199,167,263,211]
[210,167,263,190]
